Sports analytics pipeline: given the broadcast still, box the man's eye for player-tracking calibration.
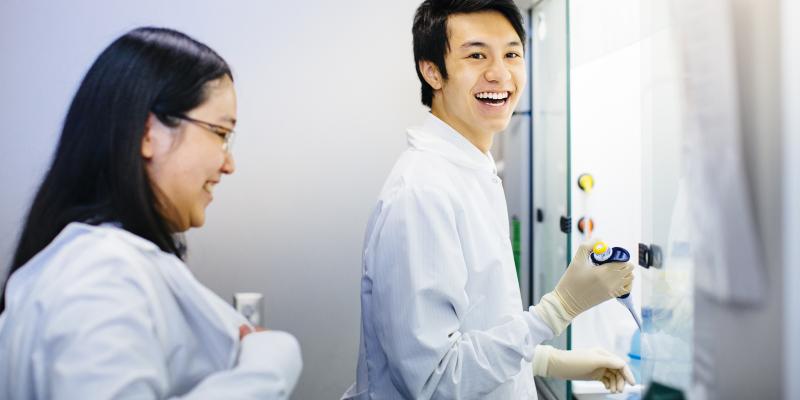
[468,53,486,59]
[507,52,522,58]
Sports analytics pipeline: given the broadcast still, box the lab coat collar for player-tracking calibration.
[407,113,498,174]
[3,223,147,310]
[96,222,161,253]
[2,222,163,323]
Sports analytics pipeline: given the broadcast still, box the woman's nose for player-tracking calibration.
[221,152,236,174]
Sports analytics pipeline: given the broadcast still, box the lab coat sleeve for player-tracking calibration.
[370,186,554,399]
[40,254,301,400]
[178,330,302,399]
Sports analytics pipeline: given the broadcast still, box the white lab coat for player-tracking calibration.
[343,114,554,400]
[0,222,302,399]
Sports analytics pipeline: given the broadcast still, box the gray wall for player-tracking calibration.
[693,0,785,398]
[0,1,428,398]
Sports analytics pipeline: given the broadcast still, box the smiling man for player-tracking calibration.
[343,1,636,399]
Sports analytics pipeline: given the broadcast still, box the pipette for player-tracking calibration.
[590,241,642,330]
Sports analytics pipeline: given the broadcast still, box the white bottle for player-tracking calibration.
[233,292,263,326]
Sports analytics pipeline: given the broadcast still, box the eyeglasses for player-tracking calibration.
[172,114,236,153]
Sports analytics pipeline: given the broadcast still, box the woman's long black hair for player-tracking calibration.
[1,27,232,313]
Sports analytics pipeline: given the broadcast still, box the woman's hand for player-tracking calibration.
[239,324,267,340]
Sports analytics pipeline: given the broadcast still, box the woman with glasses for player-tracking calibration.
[0,27,301,399]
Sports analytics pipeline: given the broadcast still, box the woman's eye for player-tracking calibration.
[507,52,522,59]
[468,53,486,60]
[213,129,229,139]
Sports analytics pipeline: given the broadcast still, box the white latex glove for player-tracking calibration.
[532,345,635,394]
[532,241,634,335]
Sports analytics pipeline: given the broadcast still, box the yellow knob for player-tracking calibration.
[578,174,595,192]
[593,241,608,255]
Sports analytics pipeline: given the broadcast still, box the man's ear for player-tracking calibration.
[419,60,443,90]
[141,113,157,160]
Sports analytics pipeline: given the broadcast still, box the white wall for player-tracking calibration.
[0,1,428,398]
[569,38,642,346]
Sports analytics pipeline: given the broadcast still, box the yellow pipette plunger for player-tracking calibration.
[592,241,611,261]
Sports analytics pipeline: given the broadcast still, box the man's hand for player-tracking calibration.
[555,241,634,317]
[532,241,634,335]
[533,345,635,394]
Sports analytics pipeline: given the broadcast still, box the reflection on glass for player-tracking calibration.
[639,0,693,392]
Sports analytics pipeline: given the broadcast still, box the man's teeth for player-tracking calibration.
[475,92,510,100]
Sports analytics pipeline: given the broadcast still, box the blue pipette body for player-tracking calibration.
[590,243,642,330]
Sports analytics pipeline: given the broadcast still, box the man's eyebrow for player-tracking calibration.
[459,40,523,49]
[461,41,488,49]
